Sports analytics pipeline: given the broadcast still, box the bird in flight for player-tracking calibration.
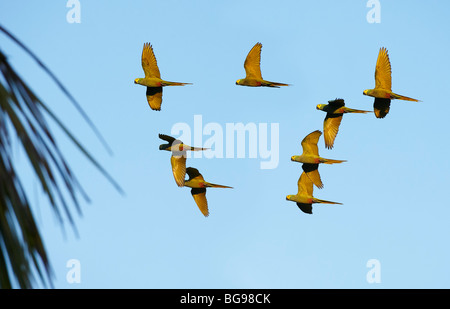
[363,47,420,118]
[291,130,346,189]
[134,43,192,111]
[286,171,342,214]
[159,134,207,187]
[236,42,290,88]
[183,167,233,217]
[316,99,370,149]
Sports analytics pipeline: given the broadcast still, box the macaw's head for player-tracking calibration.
[286,195,294,201]
[235,79,243,85]
[134,78,143,85]
[291,155,300,162]
[363,89,370,96]
[316,104,327,111]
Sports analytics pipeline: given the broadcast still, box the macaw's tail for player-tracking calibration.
[312,197,342,205]
[390,92,420,102]
[345,107,371,114]
[162,81,193,86]
[186,146,209,151]
[321,158,347,164]
[205,182,233,189]
[262,80,290,87]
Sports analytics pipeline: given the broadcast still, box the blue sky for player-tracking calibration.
[1,0,450,288]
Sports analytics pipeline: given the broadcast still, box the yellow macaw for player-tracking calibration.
[316,99,370,149]
[236,42,290,87]
[286,172,342,214]
[183,167,232,217]
[134,43,192,111]
[291,130,346,189]
[363,47,420,118]
[159,134,207,187]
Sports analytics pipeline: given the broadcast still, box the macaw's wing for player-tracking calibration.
[374,47,391,91]
[296,202,312,214]
[323,113,343,149]
[159,133,176,143]
[146,86,163,111]
[301,130,321,156]
[297,171,314,196]
[327,98,345,111]
[191,188,209,217]
[142,43,161,79]
[302,163,323,189]
[186,167,203,181]
[373,97,391,119]
[171,155,187,187]
[244,42,263,79]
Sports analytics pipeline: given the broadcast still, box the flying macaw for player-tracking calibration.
[286,171,342,214]
[183,167,233,217]
[363,47,420,118]
[316,99,370,149]
[159,134,207,187]
[236,42,290,88]
[134,43,192,111]
[291,130,346,189]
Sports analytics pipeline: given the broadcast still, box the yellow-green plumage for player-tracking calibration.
[236,42,289,88]
[134,43,192,111]
[286,172,342,214]
[291,130,346,189]
[316,99,369,149]
[159,134,207,187]
[363,47,420,118]
[183,167,232,217]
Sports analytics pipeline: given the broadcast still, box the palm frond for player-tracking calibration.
[0,25,123,288]
[0,24,113,156]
